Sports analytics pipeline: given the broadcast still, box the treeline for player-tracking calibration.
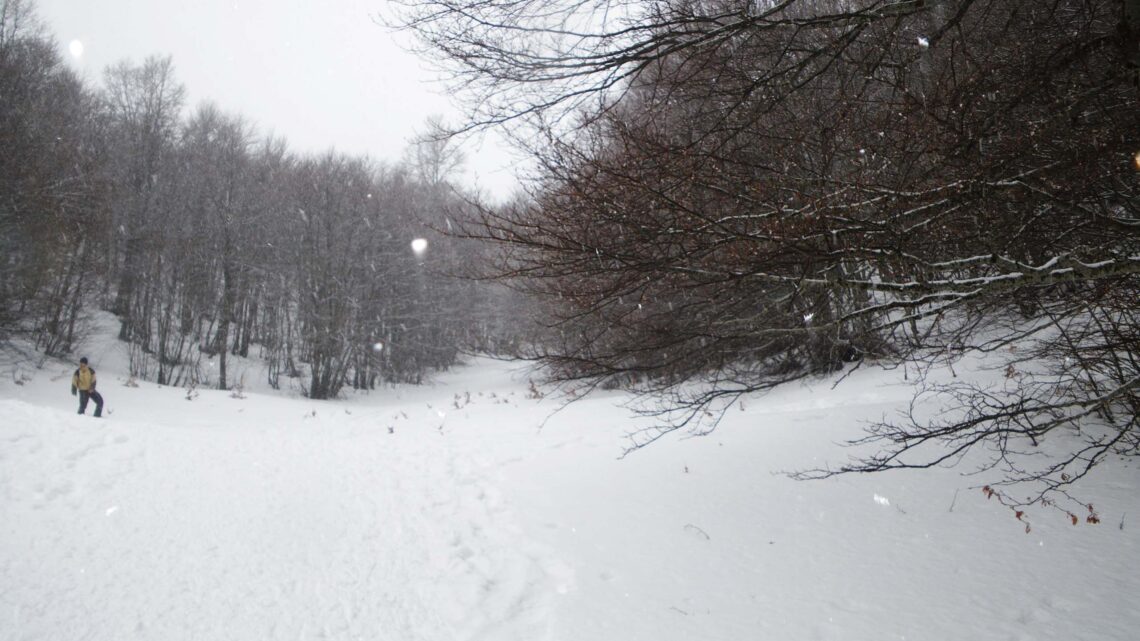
[394,0,1140,508]
[0,0,516,398]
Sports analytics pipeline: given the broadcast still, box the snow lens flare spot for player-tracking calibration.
[411,238,428,254]
[68,40,84,59]
[371,342,384,353]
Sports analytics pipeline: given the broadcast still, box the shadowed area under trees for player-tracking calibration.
[390,0,1140,514]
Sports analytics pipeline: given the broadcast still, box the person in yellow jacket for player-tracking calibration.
[70,357,104,417]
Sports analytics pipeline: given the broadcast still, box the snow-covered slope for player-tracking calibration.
[2,331,1137,640]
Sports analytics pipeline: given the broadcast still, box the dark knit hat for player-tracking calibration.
[79,357,88,364]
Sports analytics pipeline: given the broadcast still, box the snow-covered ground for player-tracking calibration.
[2,319,1138,640]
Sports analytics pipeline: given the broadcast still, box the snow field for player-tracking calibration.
[1,378,560,641]
[2,343,1138,641]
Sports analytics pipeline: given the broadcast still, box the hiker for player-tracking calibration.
[71,357,104,417]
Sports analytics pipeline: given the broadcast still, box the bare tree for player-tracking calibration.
[394,0,1140,513]
[408,114,467,189]
[179,104,259,389]
[0,0,106,354]
[101,55,185,341]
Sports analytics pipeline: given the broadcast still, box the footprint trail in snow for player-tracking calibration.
[0,398,564,641]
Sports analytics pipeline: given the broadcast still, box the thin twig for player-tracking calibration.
[684,524,711,540]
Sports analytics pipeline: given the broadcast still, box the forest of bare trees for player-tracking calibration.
[0,0,514,399]
[390,0,1140,513]
[4,0,1138,514]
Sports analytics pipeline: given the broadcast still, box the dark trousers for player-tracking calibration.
[78,390,104,417]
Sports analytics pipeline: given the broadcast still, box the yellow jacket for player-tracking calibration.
[72,366,97,392]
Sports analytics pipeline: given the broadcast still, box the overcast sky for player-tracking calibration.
[35,0,520,201]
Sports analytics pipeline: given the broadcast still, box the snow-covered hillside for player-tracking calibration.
[2,325,1138,640]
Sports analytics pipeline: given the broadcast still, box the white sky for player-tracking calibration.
[35,0,521,202]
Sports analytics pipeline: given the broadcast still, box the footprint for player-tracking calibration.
[44,481,75,501]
